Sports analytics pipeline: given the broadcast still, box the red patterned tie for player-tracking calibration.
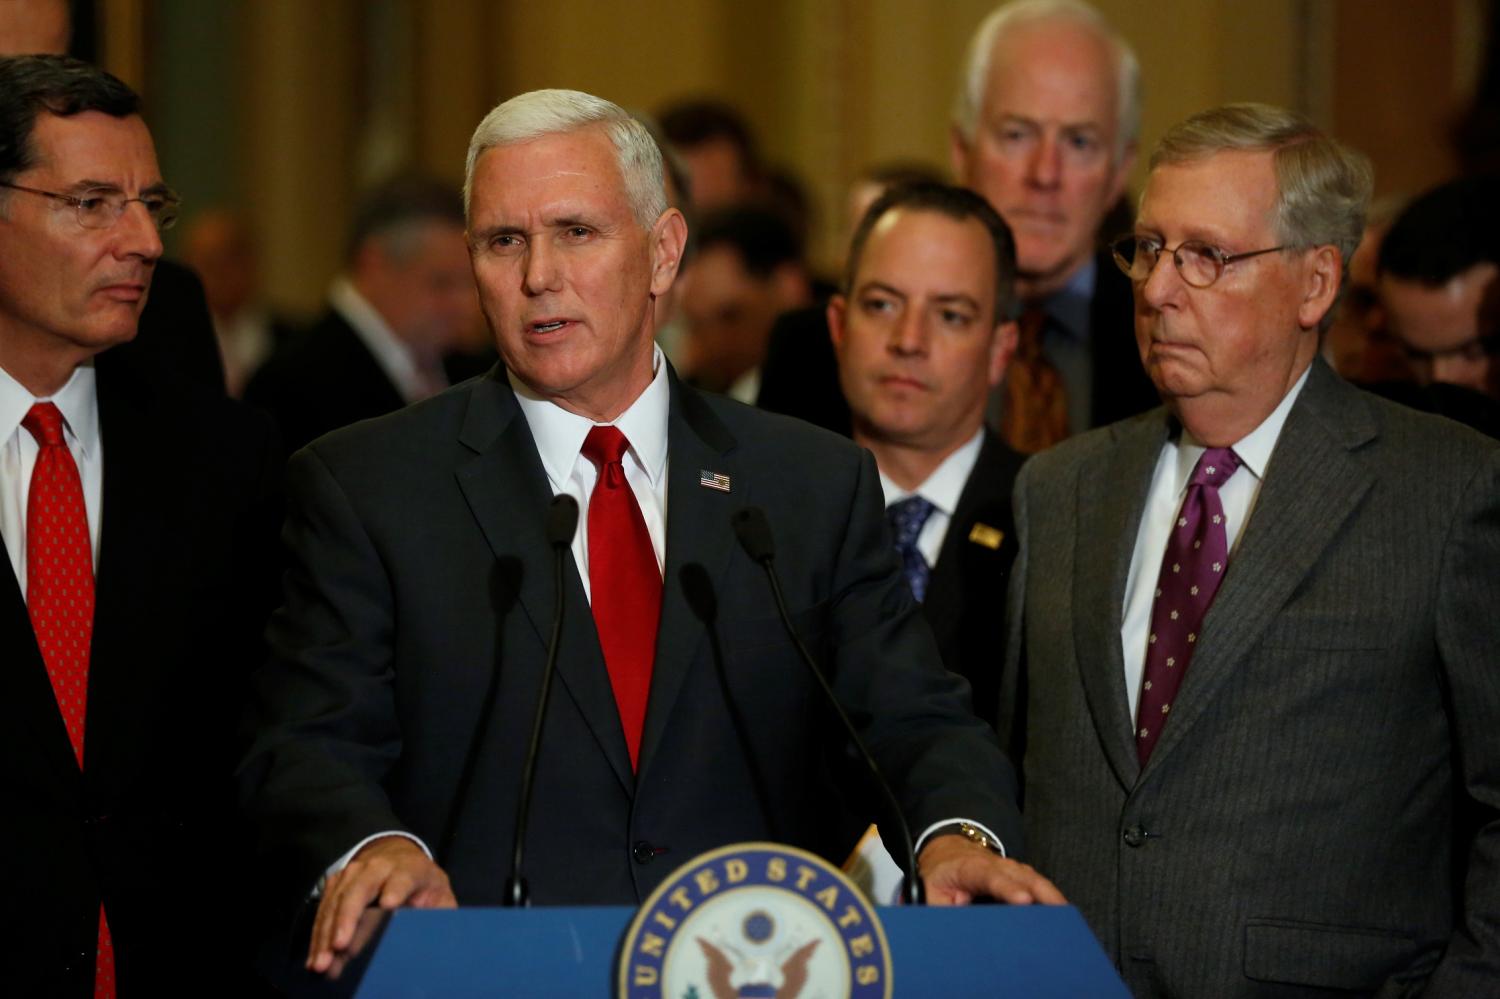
[21,402,115,997]
[580,426,661,770]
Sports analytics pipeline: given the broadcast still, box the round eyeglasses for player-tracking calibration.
[1110,234,1289,289]
[0,181,180,232]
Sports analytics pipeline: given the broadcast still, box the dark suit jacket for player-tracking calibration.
[1002,359,1500,996]
[922,430,1024,729]
[135,259,227,394]
[240,368,1023,920]
[756,251,1158,437]
[1,343,281,996]
[243,309,406,455]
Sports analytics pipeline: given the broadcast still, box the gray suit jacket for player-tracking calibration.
[1001,359,1500,997]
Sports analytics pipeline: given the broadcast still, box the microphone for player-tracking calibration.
[505,493,579,907]
[730,507,925,906]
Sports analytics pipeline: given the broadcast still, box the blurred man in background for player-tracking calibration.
[245,175,482,452]
[679,205,810,401]
[951,0,1157,451]
[182,208,298,396]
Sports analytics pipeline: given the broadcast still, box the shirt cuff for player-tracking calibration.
[913,818,1007,858]
[312,830,432,898]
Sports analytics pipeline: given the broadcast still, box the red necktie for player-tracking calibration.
[580,426,661,770]
[21,402,115,997]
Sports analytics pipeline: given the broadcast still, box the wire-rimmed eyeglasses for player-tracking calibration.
[1110,234,1289,289]
[0,181,180,232]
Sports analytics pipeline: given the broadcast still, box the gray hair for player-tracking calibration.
[1151,103,1373,269]
[953,0,1141,164]
[464,88,668,230]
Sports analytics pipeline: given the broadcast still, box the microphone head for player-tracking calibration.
[546,494,580,547]
[731,506,775,563]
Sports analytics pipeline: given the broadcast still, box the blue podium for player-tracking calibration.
[294,904,1128,997]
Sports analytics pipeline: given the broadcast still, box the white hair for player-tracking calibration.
[463,88,668,229]
[953,0,1141,164]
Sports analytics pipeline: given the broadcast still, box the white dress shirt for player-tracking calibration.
[328,278,448,403]
[1119,365,1311,720]
[0,364,103,595]
[878,428,984,568]
[509,347,671,599]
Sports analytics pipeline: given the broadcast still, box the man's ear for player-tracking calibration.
[827,294,848,351]
[989,318,1018,386]
[1106,142,1137,208]
[949,126,973,185]
[770,262,811,311]
[649,207,689,297]
[1299,244,1343,331]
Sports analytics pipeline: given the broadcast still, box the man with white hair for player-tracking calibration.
[951,0,1157,451]
[1003,103,1500,995]
[241,88,1062,976]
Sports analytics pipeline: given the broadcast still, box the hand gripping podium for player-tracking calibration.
[294,904,1127,997]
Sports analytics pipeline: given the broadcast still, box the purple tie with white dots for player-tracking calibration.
[1135,446,1241,765]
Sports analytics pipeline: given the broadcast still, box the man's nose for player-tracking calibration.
[115,202,163,261]
[888,311,927,355]
[522,240,560,295]
[1140,247,1183,310]
[1026,133,1063,189]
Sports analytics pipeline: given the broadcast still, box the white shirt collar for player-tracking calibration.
[878,427,985,515]
[0,361,98,457]
[328,277,429,402]
[509,344,671,491]
[1172,363,1312,493]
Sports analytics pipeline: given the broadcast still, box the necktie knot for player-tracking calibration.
[582,426,631,487]
[582,425,630,465]
[887,495,935,547]
[1190,447,1241,490]
[22,402,67,447]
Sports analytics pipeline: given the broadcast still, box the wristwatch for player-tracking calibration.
[932,821,1003,856]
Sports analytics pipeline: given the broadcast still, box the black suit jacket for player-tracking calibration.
[921,431,1024,728]
[240,368,1022,920]
[243,309,406,455]
[757,252,1158,437]
[1,343,281,996]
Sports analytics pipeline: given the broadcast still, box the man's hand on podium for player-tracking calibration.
[918,835,1067,906]
[307,836,457,973]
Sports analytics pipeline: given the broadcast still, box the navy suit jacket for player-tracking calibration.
[240,368,1023,917]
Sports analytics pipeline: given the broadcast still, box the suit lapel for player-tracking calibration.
[453,375,633,793]
[924,431,1018,641]
[1074,410,1171,790]
[0,531,81,786]
[1142,362,1378,777]
[636,378,741,773]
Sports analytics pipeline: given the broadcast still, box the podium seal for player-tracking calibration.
[618,842,893,998]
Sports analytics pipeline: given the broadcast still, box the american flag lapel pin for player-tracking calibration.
[698,469,731,493]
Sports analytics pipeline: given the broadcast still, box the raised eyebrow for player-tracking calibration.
[931,292,983,312]
[854,280,908,301]
[139,182,177,200]
[470,224,524,242]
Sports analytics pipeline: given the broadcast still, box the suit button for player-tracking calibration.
[632,841,656,865]
[1122,825,1146,848]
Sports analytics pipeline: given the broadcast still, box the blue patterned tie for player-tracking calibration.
[887,496,936,602]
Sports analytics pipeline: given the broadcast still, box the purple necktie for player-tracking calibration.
[1136,446,1241,765]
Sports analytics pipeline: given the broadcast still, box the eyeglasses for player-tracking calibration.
[1110,234,1289,289]
[0,181,180,231]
